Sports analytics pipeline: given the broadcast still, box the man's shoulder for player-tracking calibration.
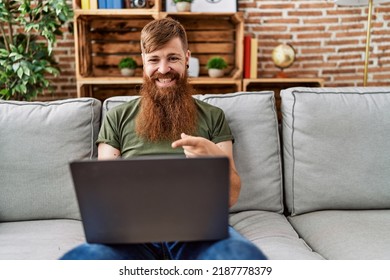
[107,97,141,115]
[194,98,224,113]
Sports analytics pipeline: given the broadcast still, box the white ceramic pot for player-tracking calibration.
[208,68,224,78]
[188,57,200,77]
[176,2,191,12]
[120,68,135,77]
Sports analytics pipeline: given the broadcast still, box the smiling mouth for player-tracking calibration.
[158,78,174,84]
[155,76,178,87]
[155,78,176,88]
[152,72,180,87]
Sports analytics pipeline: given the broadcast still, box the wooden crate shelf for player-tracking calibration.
[75,14,156,79]
[190,77,242,94]
[80,84,143,101]
[164,12,243,79]
[73,0,161,13]
[73,0,243,98]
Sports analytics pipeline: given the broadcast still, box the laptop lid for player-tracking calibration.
[70,156,229,244]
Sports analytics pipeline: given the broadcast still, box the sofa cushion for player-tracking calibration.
[102,92,283,213]
[288,210,390,260]
[0,219,85,260]
[281,87,390,215]
[230,211,323,260]
[0,98,101,221]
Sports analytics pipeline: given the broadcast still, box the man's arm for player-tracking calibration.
[98,143,121,160]
[171,133,241,207]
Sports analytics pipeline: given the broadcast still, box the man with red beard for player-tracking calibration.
[60,18,266,260]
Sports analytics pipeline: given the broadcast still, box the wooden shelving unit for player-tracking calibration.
[72,0,243,100]
[243,78,325,122]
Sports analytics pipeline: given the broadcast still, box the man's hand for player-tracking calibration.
[172,133,241,207]
[171,133,226,158]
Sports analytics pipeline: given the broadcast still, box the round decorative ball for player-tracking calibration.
[272,44,296,69]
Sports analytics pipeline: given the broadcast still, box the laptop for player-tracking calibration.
[69,156,230,244]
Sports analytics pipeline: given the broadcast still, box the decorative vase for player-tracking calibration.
[208,69,224,78]
[188,57,200,77]
[176,2,191,12]
[120,68,135,77]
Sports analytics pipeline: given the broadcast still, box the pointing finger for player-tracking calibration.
[171,133,197,148]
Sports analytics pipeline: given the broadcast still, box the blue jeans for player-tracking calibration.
[60,226,266,260]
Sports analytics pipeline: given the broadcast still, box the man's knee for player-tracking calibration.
[219,239,267,260]
[60,243,124,260]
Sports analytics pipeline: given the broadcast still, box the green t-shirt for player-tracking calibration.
[96,98,233,158]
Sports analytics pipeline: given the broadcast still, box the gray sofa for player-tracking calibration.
[1,87,389,260]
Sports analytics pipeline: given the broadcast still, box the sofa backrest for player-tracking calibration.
[282,87,390,216]
[102,92,284,214]
[0,98,101,222]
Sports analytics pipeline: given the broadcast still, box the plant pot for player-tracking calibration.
[120,68,135,77]
[188,57,200,77]
[208,68,224,78]
[176,2,191,12]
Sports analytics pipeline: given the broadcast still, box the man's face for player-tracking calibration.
[137,37,197,142]
[142,37,190,88]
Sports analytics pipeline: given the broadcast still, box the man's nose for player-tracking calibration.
[158,60,171,74]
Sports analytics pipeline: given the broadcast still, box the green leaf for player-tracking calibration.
[9,45,18,53]
[17,67,23,78]
[45,66,59,75]
[0,49,9,56]
[12,62,20,72]
[22,65,31,76]
[20,83,27,94]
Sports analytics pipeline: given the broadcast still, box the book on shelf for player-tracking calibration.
[90,0,98,9]
[250,37,258,79]
[111,0,124,8]
[81,0,90,9]
[243,35,252,79]
[98,0,107,8]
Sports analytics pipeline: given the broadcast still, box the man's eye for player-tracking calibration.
[148,59,158,63]
[169,57,179,62]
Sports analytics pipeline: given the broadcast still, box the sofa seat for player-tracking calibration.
[0,219,85,260]
[1,88,389,260]
[0,98,101,260]
[288,210,390,260]
[230,211,323,260]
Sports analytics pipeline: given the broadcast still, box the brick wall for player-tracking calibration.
[47,0,390,100]
[241,0,390,86]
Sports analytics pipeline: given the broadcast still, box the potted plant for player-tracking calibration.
[173,0,193,12]
[118,57,137,76]
[0,0,73,101]
[206,56,228,78]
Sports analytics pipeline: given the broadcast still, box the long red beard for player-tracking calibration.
[135,71,198,142]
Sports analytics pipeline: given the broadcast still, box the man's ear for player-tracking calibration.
[186,50,191,65]
[141,53,145,65]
